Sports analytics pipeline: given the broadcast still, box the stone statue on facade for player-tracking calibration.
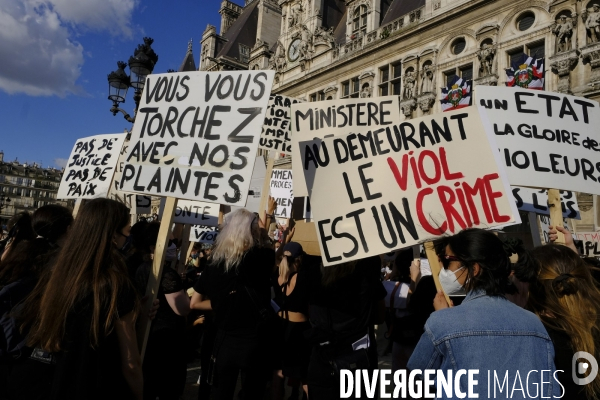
[298,25,314,59]
[477,43,496,76]
[583,4,600,43]
[289,1,303,27]
[360,83,372,98]
[313,26,336,47]
[269,41,287,72]
[403,71,416,99]
[420,64,435,93]
[552,15,574,53]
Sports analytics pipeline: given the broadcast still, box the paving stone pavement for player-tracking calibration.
[181,325,393,400]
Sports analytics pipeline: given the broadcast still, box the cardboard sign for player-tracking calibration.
[538,214,569,244]
[573,232,600,257]
[259,94,302,154]
[57,133,125,199]
[511,186,580,219]
[108,139,152,214]
[270,169,293,218]
[231,156,267,213]
[159,198,219,226]
[477,86,600,195]
[189,225,219,244]
[120,70,275,206]
[299,107,520,266]
[291,96,402,197]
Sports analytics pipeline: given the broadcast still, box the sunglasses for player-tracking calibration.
[441,255,462,269]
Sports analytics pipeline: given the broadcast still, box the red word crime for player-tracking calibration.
[386,147,511,235]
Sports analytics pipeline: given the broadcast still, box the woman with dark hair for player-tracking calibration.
[135,221,190,400]
[407,228,562,397]
[0,205,73,399]
[0,212,35,261]
[190,208,275,400]
[23,198,142,400]
[529,244,600,399]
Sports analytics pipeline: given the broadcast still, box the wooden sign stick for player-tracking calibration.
[138,197,178,360]
[177,224,192,275]
[548,189,565,244]
[423,241,452,306]
[72,199,86,218]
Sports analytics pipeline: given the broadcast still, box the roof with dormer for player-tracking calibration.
[381,0,425,25]
[215,0,259,61]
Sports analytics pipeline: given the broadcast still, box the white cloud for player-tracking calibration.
[0,0,137,97]
[53,157,68,168]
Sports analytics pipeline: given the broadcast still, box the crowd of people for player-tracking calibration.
[0,197,599,400]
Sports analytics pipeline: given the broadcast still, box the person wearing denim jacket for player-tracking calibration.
[408,229,563,399]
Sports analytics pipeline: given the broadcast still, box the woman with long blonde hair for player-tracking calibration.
[529,244,600,399]
[190,208,275,400]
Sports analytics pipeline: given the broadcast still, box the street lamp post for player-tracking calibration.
[107,37,159,124]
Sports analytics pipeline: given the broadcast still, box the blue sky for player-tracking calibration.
[0,0,222,169]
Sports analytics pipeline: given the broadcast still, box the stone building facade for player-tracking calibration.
[199,0,600,232]
[0,151,73,225]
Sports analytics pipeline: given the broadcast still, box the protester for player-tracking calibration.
[0,212,35,261]
[408,228,562,397]
[0,205,73,400]
[305,256,386,399]
[24,199,143,400]
[135,221,190,400]
[272,242,311,400]
[190,208,275,400]
[125,220,149,282]
[529,244,600,399]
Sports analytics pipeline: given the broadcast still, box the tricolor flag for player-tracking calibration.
[440,76,472,112]
[505,53,544,90]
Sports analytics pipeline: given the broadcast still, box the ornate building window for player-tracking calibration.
[444,64,473,86]
[353,5,368,36]
[508,40,545,65]
[517,12,535,32]
[451,38,467,55]
[341,76,360,98]
[309,90,326,102]
[239,44,250,64]
[379,62,402,96]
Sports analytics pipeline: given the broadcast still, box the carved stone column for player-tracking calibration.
[581,42,600,84]
[417,92,436,114]
[400,99,417,119]
[549,49,579,93]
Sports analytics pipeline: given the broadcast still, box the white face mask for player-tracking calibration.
[439,267,466,296]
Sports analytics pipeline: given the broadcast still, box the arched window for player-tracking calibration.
[353,5,368,35]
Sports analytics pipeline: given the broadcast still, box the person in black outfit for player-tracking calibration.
[135,222,191,400]
[305,256,386,400]
[529,244,600,400]
[190,208,275,400]
[20,199,143,400]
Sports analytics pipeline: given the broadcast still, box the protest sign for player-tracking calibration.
[538,214,569,244]
[299,107,520,266]
[511,186,580,219]
[573,232,600,257]
[270,169,293,218]
[189,225,219,244]
[231,156,267,213]
[108,138,152,214]
[259,94,302,154]
[477,86,600,195]
[159,198,219,226]
[291,96,402,197]
[120,70,275,206]
[57,133,125,200]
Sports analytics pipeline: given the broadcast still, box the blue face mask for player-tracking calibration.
[191,253,198,259]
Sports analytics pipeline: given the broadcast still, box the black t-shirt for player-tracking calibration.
[193,246,275,336]
[307,256,387,345]
[545,325,589,400]
[135,261,186,334]
[51,284,136,400]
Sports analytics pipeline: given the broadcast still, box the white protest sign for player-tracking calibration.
[572,232,600,257]
[477,86,600,195]
[538,214,569,244]
[189,225,219,244]
[159,198,219,226]
[231,156,267,213]
[291,96,401,197]
[511,186,580,219]
[259,94,302,154]
[120,70,274,206]
[270,169,293,218]
[108,138,152,214]
[57,133,125,200]
[299,107,520,266]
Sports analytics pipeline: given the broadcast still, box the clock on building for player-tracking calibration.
[288,38,302,62]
